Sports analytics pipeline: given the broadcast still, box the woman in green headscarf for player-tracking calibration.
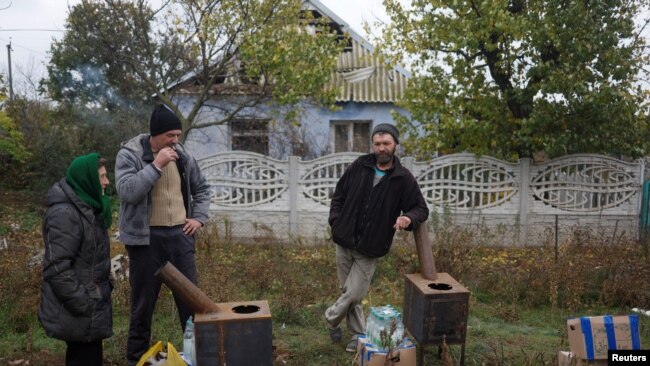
[38,153,113,366]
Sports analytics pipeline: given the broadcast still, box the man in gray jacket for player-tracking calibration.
[115,104,211,365]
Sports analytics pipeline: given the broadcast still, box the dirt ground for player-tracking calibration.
[0,352,66,366]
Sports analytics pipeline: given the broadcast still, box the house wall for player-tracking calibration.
[181,96,411,160]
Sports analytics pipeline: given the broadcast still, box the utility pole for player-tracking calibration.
[6,41,13,101]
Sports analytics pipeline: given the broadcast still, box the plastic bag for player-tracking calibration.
[136,341,164,366]
[136,341,188,366]
[165,342,187,366]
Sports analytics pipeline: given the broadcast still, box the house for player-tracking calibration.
[180,0,412,160]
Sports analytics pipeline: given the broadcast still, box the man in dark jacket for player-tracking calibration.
[39,153,113,366]
[115,104,211,365]
[325,124,429,352]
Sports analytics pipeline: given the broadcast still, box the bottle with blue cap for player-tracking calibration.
[183,316,195,365]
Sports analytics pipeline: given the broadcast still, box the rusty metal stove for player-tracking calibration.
[403,272,469,365]
[194,300,272,366]
[155,262,273,366]
[405,225,470,366]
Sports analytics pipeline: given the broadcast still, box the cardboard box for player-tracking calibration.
[558,351,607,366]
[359,338,416,366]
[357,334,370,353]
[566,314,641,360]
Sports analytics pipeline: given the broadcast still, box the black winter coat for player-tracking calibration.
[328,154,429,258]
[38,178,113,342]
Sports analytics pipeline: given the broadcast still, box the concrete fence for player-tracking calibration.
[198,152,645,245]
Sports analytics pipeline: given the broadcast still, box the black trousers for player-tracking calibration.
[66,340,103,366]
[125,225,197,366]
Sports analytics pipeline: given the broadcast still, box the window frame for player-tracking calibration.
[230,118,270,155]
[329,120,372,153]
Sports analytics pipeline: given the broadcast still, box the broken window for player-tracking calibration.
[231,119,269,155]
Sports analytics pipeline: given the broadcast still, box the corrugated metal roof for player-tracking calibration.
[330,38,409,103]
[306,0,410,103]
[169,0,411,104]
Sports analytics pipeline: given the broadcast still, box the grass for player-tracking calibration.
[1,201,650,365]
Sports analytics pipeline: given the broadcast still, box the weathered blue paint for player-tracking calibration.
[183,97,412,160]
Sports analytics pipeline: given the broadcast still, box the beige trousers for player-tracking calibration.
[325,245,378,336]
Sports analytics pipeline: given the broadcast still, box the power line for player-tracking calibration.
[0,37,49,57]
[0,29,64,32]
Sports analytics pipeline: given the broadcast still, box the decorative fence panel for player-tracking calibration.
[198,152,645,245]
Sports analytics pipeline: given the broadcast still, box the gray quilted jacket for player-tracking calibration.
[115,134,211,245]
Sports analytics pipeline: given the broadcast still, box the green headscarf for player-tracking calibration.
[65,153,112,228]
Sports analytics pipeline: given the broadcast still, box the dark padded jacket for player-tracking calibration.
[328,154,429,258]
[38,178,113,342]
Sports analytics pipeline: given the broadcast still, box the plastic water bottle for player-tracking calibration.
[367,305,405,349]
[374,312,386,348]
[183,316,195,365]
[365,309,375,344]
[392,314,404,346]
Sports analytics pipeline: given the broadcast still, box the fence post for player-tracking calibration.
[518,158,532,244]
[288,156,299,235]
[402,156,414,172]
[637,158,646,241]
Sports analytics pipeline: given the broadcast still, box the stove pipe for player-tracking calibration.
[155,261,220,314]
[413,223,437,280]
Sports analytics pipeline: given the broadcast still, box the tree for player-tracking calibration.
[2,94,148,191]
[43,0,157,109]
[378,0,650,160]
[0,74,30,164]
[44,0,345,141]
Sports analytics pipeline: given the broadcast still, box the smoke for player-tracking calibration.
[60,63,131,109]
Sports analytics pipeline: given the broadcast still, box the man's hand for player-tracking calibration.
[153,147,178,169]
[183,218,202,236]
[393,215,412,231]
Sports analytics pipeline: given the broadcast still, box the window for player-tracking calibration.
[231,119,269,155]
[331,120,371,153]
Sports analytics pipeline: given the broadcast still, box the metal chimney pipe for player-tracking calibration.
[155,261,219,314]
[413,223,437,280]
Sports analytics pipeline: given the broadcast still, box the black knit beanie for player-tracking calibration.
[150,104,182,136]
[372,123,399,144]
